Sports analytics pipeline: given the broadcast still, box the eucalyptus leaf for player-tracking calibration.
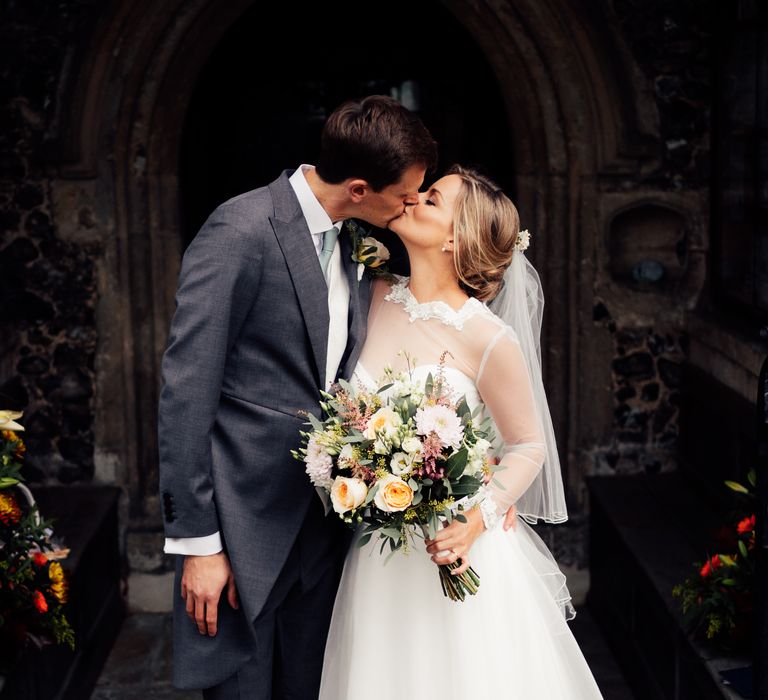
[307,413,324,432]
[356,533,373,548]
[491,477,508,491]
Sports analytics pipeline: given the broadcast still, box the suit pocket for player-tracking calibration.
[219,390,306,421]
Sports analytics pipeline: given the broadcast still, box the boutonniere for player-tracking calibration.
[347,220,391,282]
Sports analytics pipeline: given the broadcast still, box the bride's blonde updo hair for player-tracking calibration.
[447,165,521,302]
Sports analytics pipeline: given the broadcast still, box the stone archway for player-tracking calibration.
[48,0,662,557]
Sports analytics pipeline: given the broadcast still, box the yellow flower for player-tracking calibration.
[2,430,25,457]
[48,562,68,603]
[0,411,24,432]
[0,492,21,525]
[49,561,65,583]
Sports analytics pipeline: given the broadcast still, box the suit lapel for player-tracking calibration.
[339,222,372,379]
[269,173,329,388]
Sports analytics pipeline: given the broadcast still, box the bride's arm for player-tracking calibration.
[475,328,547,522]
[425,329,542,570]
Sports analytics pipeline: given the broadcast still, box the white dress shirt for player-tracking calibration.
[164,165,351,556]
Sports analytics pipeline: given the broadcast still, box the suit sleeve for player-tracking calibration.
[158,204,262,540]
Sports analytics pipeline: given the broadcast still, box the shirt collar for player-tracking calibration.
[288,164,344,234]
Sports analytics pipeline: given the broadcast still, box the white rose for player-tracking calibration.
[330,477,368,514]
[364,406,402,450]
[401,436,422,455]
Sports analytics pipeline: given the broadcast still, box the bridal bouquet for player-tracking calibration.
[292,353,500,601]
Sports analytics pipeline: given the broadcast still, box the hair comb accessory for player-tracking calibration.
[514,229,531,253]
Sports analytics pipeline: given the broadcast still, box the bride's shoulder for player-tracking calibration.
[472,302,520,344]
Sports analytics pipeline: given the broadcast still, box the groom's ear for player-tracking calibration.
[347,179,369,203]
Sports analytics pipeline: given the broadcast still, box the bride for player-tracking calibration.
[319,166,604,699]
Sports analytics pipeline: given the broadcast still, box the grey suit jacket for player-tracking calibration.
[157,171,370,684]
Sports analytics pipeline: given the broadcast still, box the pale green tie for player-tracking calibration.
[318,226,339,280]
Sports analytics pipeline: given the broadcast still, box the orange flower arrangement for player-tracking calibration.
[673,470,756,650]
[0,412,75,669]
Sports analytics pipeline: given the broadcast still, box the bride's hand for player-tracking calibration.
[425,508,485,576]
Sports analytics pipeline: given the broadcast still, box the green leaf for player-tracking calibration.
[491,477,508,491]
[356,533,373,548]
[377,383,394,394]
[451,476,483,496]
[748,469,757,488]
[738,540,749,558]
[425,373,434,397]
[0,477,20,488]
[337,378,356,396]
[456,397,470,419]
[307,413,324,432]
[444,448,469,480]
[364,483,380,505]
[456,514,467,523]
[724,480,749,494]
[721,578,737,586]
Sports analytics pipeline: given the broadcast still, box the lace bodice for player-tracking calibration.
[353,276,547,523]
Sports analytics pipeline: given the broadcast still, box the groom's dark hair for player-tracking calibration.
[316,95,437,192]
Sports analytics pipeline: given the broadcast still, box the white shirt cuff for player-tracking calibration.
[164,531,223,556]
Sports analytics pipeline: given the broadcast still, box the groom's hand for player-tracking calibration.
[181,552,238,636]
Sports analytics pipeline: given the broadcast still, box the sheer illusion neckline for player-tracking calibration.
[384,276,486,330]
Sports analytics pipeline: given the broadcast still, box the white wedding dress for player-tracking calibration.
[319,277,604,700]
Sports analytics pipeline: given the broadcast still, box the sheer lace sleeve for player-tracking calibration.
[476,327,547,525]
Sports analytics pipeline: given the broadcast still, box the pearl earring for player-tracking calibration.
[441,246,447,252]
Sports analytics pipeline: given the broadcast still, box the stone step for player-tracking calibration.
[1,486,124,700]
[587,472,749,700]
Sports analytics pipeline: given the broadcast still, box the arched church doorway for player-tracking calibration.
[179,0,513,268]
[54,0,662,540]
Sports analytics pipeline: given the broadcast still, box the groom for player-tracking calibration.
[157,96,437,698]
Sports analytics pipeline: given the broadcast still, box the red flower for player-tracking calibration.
[737,514,756,535]
[32,590,48,613]
[32,552,48,567]
[700,555,722,578]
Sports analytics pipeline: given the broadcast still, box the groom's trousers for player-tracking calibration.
[200,497,347,700]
